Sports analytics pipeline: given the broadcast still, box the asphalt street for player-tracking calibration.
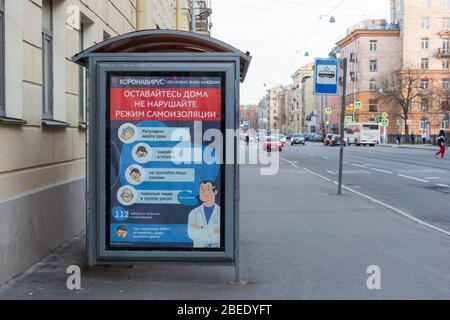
[279,142,450,232]
[1,154,449,299]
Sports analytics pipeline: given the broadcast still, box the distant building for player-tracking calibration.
[240,104,258,130]
[292,63,314,133]
[266,86,284,131]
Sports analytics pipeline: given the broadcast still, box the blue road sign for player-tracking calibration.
[314,58,339,96]
[243,120,250,129]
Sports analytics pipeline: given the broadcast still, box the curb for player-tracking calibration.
[377,144,437,151]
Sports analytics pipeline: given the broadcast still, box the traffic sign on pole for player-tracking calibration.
[345,115,353,123]
[382,112,389,119]
[325,107,333,115]
[354,100,362,110]
[380,119,389,127]
[314,58,339,95]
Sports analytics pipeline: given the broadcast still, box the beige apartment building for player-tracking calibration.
[0,0,183,286]
[266,86,283,131]
[336,19,401,130]
[332,0,450,137]
[291,63,314,133]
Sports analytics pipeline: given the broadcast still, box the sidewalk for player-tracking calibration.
[0,163,449,299]
[378,143,439,151]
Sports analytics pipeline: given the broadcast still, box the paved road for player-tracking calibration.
[279,142,450,232]
[1,159,449,299]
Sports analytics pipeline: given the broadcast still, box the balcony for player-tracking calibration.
[437,48,450,58]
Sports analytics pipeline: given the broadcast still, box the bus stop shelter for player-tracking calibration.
[72,30,251,281]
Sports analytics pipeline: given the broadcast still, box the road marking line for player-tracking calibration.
[360,170,371,174]
[371,168,393,174]
[300,167,450,237]
[343,161,349,164]
[351,163,367,168]
[437,184,449,187]
[327,171,337,175]
[424,177,440,180]
[397,174,429,183]
[322,157,329,160]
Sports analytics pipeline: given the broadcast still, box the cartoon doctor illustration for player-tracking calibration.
[187,180,221,248]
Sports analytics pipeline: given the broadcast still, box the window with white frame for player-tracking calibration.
[369,40,377,52]
[421,37,429,49]
[42,0,53,120]
[443,59,450,69]
[442,118,449,130]
[369,59,377,72]
[421,58,429,69]
[444,17,450,28]
[369,78,377,91]
[443,38,450,53]
[421,97,429,111]
[422,0,430,8]
[445,0,450,9]
[420,119,430,131]
[421,79,429,90]
[369,99,378,112]
[422,17,430,29]
[443,79,450,90]
[0,0,4,117]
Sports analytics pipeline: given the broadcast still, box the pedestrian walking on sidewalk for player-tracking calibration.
[435,130,446,158]
[245,134,250,146]
[422,132,427,144]
[411,132,415,145]
[396,134,401,145]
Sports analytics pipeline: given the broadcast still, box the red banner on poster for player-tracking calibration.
[110,88,222,121]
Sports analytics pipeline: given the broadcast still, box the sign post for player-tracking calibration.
[314,58,345,195]
[73,30,251,283]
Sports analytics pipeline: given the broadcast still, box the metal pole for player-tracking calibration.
[191,0,196,32]
[338,58,347,195]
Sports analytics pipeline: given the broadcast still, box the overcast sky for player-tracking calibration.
[211,0,389,104]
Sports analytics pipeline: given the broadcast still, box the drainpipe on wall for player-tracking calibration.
[176,0,181,30]
[136,0,145,31]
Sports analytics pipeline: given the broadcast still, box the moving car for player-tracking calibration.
[329,135,346,147]
[312,134,324,142]
[264,136,283,152]
[291,133,306,146]
[324,134,335,146]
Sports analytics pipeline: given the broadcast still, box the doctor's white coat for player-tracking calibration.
[187,204,221,248]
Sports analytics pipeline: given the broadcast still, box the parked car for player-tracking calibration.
[291,133,306,146]
[324,134,334,146]
[329,135,346,147]
[305,134,313,142]
[264,136,283,152]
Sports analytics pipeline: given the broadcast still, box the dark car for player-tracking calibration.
[304,134,312,141]
[324,134,334,146]
[329,135,346,147]
[291,133,306,146]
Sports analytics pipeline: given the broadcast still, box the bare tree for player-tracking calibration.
[378,67,427,138]
[434,82,450,121]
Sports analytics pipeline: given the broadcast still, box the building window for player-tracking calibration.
[421,37,429,49]
[421,97,429,111]
[444,17,450,28]
[369,78,377,91]
[369,59,377,72]
[420,119,430,131]
[421,58,429,69]
[443,79,450,90]
[0,0,4,117]
[42,0,53,120]
[443,59,450,69]
[369,99,378,112]
[442,119,449,130]
[369,40,377,52]
[422,0,430,8]
[445,0,450,9]
[443,39,450,54]
[421,79,429,90]
[422,17,430,29]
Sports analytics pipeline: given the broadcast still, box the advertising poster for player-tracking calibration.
[107,74,224,251]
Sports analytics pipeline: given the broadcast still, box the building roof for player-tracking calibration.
[72,29,252,82]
